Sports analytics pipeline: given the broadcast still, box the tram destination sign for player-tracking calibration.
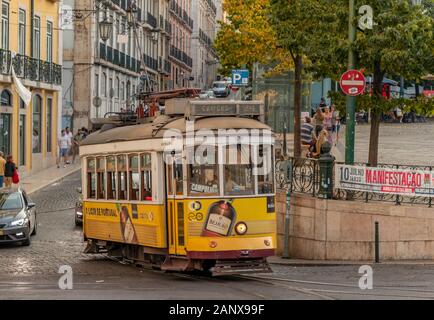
[192,104,237,116]
[188,101,263,117]
[335,164,434,197]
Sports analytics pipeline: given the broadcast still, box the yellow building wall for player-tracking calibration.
[0,0,61,176]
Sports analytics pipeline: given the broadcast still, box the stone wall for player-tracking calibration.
[276,191,434,260]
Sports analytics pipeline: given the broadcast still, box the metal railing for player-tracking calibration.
[276,157,433,208]
[3,50,61,85]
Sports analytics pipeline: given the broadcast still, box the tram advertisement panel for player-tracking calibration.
[335,164,434,197]
[83,202,166,247]
[186,197,276,238]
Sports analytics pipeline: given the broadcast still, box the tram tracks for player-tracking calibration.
[102,254,434,299]
[236,274,434,300]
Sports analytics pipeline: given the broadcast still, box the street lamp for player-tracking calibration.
[99,18,113,42]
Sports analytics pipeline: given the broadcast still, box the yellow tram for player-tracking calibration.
[79,99,276,275]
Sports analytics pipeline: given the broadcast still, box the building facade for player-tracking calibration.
[63,0,173,131]
[168,0,193,89]
[0,0,62,177]
[191,0,219,89]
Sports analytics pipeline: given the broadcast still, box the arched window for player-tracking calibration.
[1,89,11,106]
[32,94,42,153]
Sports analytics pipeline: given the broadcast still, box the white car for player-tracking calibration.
[199,90,215,99]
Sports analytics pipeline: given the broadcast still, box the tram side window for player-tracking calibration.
[129,154,140,201]
[224,144,255,196]
[87,158,96,199]
[257,145,274,194]
[106,156,116,200]
[188,146,219,196]
[117,155,127,200]
[97,158,106,199]
[140,153,152,201]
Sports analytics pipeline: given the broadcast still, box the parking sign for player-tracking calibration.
[232,69,249,87]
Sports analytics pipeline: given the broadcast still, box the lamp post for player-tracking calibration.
[99,18,113,42]
[345,0,357,165]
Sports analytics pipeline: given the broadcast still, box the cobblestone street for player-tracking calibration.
[0,167,434,299]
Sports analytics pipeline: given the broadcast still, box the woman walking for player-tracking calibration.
[4,155,17,188]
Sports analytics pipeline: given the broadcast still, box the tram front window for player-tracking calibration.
[188,146,219,196]
[224,144,255,196]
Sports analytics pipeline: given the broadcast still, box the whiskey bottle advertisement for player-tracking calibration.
[117,204,138,244]
[202,199,236,237]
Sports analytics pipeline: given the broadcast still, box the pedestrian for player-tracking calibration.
[301,116,314,144]
[308,127,328,159]
[332,107,341,145]
[58,129,70,168]
[65,127,73,164]
[32,129,39,153]
[4,155,16,188]
[0,151,5,188]
[80,127,89,139]
[71,131,82,164]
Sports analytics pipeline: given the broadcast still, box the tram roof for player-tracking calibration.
[81,116,271,146]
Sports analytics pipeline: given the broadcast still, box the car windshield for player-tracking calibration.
[0,192,23,210]
[213,83,226,88]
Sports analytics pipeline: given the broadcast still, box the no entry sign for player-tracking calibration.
[340,70,366,96]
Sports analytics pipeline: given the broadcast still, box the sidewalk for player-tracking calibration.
[268,256,434,266]
[20,163,81,195]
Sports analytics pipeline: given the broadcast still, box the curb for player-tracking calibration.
[268,258,434,267]
[27,167,81,195]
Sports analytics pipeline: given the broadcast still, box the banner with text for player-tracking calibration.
[335,164,434,197]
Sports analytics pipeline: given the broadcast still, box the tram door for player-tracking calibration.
[166,157,186,256]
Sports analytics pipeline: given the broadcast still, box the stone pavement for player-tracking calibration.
[267,256,434,266]
[19,162,81,195]
[334,122,434,165]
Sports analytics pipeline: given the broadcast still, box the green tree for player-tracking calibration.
[350,0,433,165]
[214,0,291,76]
[268,0,343,157]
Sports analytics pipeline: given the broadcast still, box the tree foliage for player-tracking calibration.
[214,0,292,76]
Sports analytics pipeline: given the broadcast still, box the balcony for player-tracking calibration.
[164,59,171,74]
[169,0,193,30]
[144,54,158,71]
[2,50,62,86]
[147,12,157,29]
[113,49,120,65]
[99,44,140,73]
[169,45,192,69]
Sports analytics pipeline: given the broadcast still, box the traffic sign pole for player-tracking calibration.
[345,0,357,165]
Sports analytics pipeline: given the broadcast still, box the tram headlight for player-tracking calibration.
[235,222,248,235]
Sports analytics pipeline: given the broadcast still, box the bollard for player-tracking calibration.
[375,221,380,263]
[318,142,334,199]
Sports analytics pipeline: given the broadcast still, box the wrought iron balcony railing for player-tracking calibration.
[0,49,61,85]
[147,12,157,29]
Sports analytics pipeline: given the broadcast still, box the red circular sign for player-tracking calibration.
[340,70,366,96]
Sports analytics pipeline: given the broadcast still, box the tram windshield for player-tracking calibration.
[187,143,274,197]
[188,146,219,196]
[224,144,255,196]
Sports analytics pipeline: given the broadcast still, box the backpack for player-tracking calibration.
[12,168,19,184]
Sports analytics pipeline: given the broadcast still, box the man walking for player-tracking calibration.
[65,127,73,164]
[0,152,6,188]
[58,130,70,168]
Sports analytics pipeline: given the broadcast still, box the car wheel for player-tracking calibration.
[22,235,31,246]
[31,220,37,236]
[75,218,82,227]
